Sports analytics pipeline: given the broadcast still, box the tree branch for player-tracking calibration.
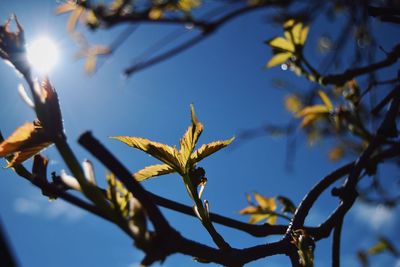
[332,218,343,267]
[78,131,174,235]
[321,44,400,85]
[0,219,19,267]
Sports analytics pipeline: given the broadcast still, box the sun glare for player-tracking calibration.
[27,37,59,74]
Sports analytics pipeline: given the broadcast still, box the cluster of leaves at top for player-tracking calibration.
[265,20,372,162]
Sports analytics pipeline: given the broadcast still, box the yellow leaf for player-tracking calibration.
[266,52,292,68]
[300,114,321,128]
[285,94,303,113]
[300,26,310,45]
[91,46,111,56]
[149,8,163,20]
[0,122,52,167]
[111,136,182,172]
[179,105,204,166]
[190,137,234,163]
[0,123,35,154]
[284,19,295,28]
[55,1,76,14]
[296,105,329,117]
[267,214,278,225]
[239,206,258,214]
[85,55,96,74]
[291,22,303,44]
[177,0,201,12]
[254,192,277,211]
[133,164,175,181]
[318,90,333,111]
[268,37,295,52]
[84,10,98,26]
[248,213,270,224]
[67,7,84,32]
[328,147,344,161]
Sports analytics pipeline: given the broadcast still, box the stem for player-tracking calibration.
[54,139,113,217]
[182,174,231,249]
[301,55,320,81]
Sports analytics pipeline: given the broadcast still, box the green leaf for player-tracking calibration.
[133,164,175,181]
[190,137,234,163]
[266,52,292,68]
[368,237,398,256]
[179,105,204,167]
[111,136,182,172]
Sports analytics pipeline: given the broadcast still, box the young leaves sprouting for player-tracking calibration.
[112,105,234,182]
[266,19,309,68]
[240,193,295,224]
[296,90,334,128]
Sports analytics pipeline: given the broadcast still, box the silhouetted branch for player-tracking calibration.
[332,218,343,267]
[368,6,400,24]
[0,219,19,267]
[321,44,400,85]
[78,131,173,235]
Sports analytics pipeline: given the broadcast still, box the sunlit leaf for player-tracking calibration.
[268,37,295,52]
[300,114,321,128]
[239,206,258,214]
[328,146,344,161]
[133,164,175,181]
[266,52,292,68]
[0,121,52,167]
[149,8,163,20]
[177,0,201,12]
[67,7,84,32]
[267,214,278,225]
[296,105,329,117]
[190,138,234,163]
[112,136,182,172]
[254,192,277,211]
[55,1,76,14]
[368,237,397,256]
[292,22,303,44]
[285,94,303,113]
[284,19,295,28]
[248,213,270,224]
[84,10,99,27]
[179,105,203,166]
[318,90,333,110]
[85,54,97,74]
[300,26,310,45]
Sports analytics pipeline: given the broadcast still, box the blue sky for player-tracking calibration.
[0,1,399,266]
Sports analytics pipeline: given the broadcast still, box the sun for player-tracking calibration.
[27,37,59,74]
